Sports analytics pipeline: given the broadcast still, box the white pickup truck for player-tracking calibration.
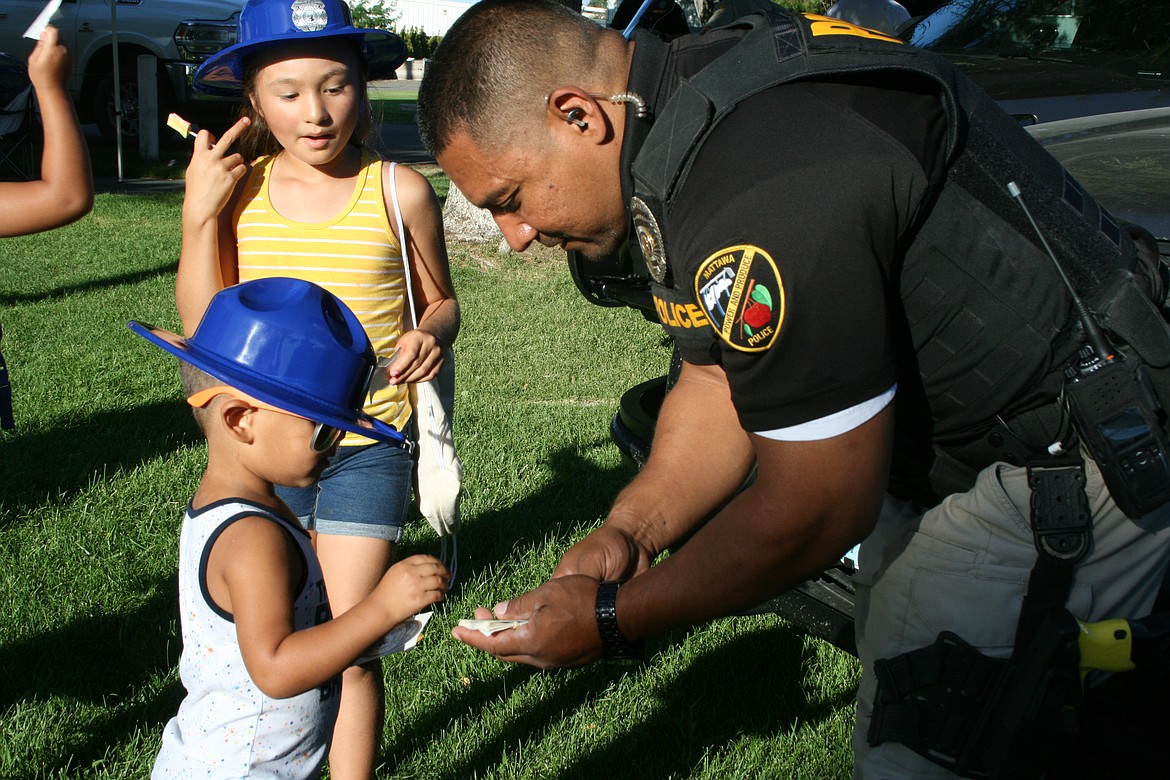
[0,0,244,141]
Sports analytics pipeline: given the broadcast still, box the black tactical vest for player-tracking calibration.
[633,8,1166,493]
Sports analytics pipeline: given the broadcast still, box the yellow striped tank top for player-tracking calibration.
[234,151,410,445]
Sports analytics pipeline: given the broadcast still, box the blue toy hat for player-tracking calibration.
[128,278,409,449]
[193,0,407,96]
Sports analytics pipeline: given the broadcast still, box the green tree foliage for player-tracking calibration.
[349,0,398,30]
[400,26,437,59]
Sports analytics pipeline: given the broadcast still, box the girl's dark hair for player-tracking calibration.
[237,39,375,160]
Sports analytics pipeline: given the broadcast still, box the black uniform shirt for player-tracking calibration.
[625,34,949,433]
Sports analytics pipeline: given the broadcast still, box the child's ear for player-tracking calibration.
[217,398,256,444]
[245,90,262,119]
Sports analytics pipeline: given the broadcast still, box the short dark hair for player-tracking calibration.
[417,0,614,155]
[180,362,220,433]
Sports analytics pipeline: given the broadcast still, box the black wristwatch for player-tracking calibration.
[595,581,644,661]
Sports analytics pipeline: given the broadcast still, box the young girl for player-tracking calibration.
[177,2,459,777]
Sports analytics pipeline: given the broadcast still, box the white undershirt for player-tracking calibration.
[755,384,896,442]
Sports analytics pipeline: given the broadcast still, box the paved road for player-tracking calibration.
[370,77,432,164]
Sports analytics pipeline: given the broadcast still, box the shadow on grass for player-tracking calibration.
[0,399,200,530]
[381,623,852,780]
[0,262,180,307]
[0,576,184,774]
[555,630,855,779]
[384,445,855,778]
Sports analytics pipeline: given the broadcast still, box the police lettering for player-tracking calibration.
[747,325,774,346]
[654,296,710,329]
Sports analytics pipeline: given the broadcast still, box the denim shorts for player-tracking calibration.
[277,440,414,542]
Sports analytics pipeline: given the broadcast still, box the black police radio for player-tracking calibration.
[1008,181,1170,518]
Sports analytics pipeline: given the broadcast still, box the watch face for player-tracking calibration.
[630,196,668,284]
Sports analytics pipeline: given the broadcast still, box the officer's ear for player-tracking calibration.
[545,87,606,140]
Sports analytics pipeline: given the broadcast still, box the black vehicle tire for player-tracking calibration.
[93,64,175,145]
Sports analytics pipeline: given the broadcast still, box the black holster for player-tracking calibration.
[869,611,1083,779]
[869,458,1092,778]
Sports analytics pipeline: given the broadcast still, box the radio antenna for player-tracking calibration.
[1007,180,1116,362]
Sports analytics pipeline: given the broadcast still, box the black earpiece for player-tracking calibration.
[565,108,588,129]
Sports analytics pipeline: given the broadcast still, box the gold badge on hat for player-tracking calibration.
[291,0,329,32]
[630,196,668,284]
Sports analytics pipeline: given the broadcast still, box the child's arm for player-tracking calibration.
[208,516,450,699]
[174,117,250,334]
[384,163,461,386]
[0,26,92,238]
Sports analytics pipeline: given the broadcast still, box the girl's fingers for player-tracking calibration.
[215,116,251,149]
[198,117,251,155]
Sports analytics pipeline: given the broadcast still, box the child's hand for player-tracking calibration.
[386,329,444,385]
[374,554,450,625]
[27,26,70,93]
[182,117,251,225]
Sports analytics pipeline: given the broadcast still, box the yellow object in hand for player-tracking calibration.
[166,112,199,139]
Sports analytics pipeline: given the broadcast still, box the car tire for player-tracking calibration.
[93,64,176,144]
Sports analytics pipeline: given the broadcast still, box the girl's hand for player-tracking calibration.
[27,26,69,92]
[182,117,251,225]
[387,328,444,385]
[373,555,450,625]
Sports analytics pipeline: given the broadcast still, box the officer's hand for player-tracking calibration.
[552,525,652,582]
[451,575,603,669]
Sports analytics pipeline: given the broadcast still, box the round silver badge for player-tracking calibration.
[291,0,329,32]
[630,196,668,284]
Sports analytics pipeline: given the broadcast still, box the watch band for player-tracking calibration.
[595,581,644,661]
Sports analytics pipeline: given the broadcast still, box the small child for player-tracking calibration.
[131,277,449,779]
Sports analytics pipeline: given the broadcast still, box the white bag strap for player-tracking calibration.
[387,161,459,580]
[388,161,420,330]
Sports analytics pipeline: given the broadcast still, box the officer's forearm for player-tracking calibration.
[604,360,756,559]
[615,406,893,642]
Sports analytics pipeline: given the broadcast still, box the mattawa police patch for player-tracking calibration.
[694,245,784,352]
[630,196,668,284]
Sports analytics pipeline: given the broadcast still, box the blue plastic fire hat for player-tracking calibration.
[193,0,407,96]
[128,277,408,448]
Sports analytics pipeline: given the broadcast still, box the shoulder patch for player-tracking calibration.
[694,245,784,352]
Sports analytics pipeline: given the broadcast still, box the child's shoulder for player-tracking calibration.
[187,496,287,526]
[380,159,438,204]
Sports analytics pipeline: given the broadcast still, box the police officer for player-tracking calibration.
[417,1,1170,776]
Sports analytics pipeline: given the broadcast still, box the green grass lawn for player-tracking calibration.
[0,186,859,778]
[371,87,421,125]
